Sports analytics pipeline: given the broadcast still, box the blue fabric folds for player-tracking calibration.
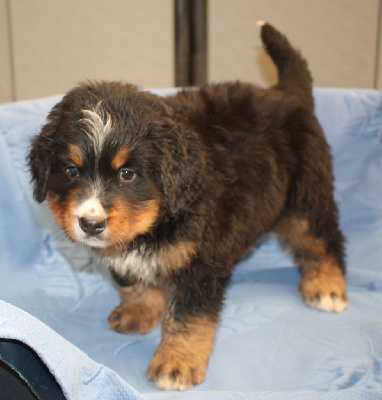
[0,89,381,399]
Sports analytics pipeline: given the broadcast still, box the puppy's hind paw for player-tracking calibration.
[304,293,349,313]
[300,268,349,313]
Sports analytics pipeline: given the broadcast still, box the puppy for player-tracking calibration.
[28,23,348,391]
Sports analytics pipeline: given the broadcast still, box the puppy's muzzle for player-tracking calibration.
[79,217,107,236]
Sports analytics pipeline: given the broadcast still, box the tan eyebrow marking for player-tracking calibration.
[68,143,84,167]
[112,147,130,170]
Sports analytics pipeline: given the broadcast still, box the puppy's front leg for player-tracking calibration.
[109,284,165,335]
[148,264,227,391]
[148,314,217,391]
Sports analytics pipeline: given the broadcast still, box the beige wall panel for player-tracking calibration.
[0,0,13,103]
[11,0,174,100]
[377,5,382,89]
[209,0,379,89]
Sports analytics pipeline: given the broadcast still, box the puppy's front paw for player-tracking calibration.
[108,285,165,335]
[300,269,349,313]
[108,305,160,335]
[147,347,207,391]
[147,316,217,390]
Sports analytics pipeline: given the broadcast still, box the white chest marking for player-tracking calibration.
[107,250,160,285]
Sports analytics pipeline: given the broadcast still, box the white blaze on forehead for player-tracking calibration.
[80,103,112,153]
[77,198,107,221]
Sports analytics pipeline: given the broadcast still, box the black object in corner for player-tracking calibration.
[0,339,65,400]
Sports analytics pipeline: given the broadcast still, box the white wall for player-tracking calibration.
[0,0,13,103]
[0,0,174,102]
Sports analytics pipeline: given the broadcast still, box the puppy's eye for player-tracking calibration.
[65,166,80,179]
[119,168,136,182]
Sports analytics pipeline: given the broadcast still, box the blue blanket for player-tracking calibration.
[0,89,381,399]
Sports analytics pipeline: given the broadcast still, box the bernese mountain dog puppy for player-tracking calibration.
[28,23,348,390]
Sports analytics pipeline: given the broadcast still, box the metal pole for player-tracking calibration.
[190,0,207,85]
[175,0,191,86]
[175,0,207,86]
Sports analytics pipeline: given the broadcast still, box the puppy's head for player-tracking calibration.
[28,82,206,249]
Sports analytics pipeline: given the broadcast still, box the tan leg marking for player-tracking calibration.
[278,216,348,313]
[148,316,217,391]
[108,284,165,335]
[278,217,326,258]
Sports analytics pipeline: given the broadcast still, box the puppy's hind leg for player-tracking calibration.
[277,213,349,313]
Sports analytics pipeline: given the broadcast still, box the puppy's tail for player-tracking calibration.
[258,21,314,109]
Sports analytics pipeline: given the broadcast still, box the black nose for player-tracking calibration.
[79,217,107,236]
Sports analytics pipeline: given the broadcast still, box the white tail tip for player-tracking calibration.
[257,20,266,27]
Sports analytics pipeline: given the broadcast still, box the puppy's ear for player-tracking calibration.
[155,124,208,215]
[28,126,55,203]
[28,104,63,203]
